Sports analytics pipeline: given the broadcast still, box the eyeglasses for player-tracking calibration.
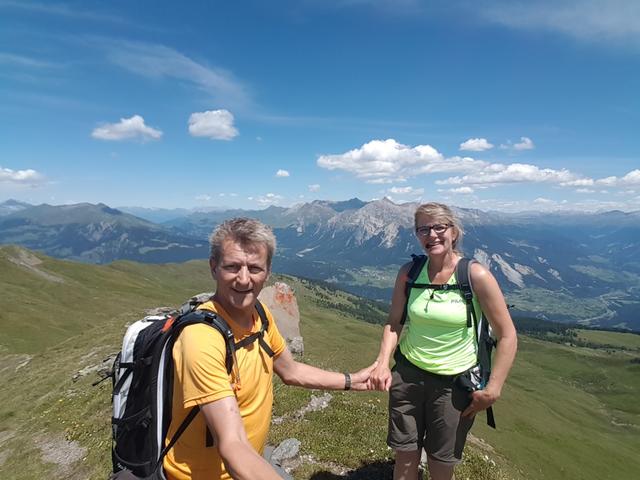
[415,224,452,237]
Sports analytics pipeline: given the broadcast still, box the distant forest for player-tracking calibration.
[514,316,640,351]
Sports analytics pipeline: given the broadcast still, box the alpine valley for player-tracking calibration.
[1,198,639,330]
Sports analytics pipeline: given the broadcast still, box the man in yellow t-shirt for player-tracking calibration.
[163,218,376,480]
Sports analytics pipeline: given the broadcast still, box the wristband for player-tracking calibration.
[344,372,351,391]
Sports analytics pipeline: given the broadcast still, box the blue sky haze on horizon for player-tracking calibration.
[1,0,639,212]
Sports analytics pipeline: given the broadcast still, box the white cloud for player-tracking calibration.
[594,169,640,187]
[514,136,535,150]
[437,162,579,186]
[500,136,535,151]
[560,178,595,187]
[0,0,126,23]
[456,194,640,213]
[304,1,640,52]
[460,138,494,152]
[534,197,555,205]
[317,139,486,183]
[623,170,640,183]
[105,41,250,110]
[479,0,640,48]
[449,187,474,194]
[576,188,596,193]
[195,194,212,202]
[308,184,320,192]
[256,193,283,206]
[188,109,238,140]
[0,166,45,186]
[596,176,617,186]
[276,169,290,177]
[91,115,162,141]
[388,186,424,195]
[0,52,57,68]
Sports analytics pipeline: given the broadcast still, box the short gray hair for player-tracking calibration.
[209,217,277,270]
[414,202,464,254]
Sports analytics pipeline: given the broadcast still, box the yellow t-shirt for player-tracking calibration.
[163,300,286,480]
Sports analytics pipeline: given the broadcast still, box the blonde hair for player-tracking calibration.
[209,217,277,270]
[414,202,464,254]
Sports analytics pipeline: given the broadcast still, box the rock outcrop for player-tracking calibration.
[258,282,304,354]
[142,281,304,354]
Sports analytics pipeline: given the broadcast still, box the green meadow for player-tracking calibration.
[0,246,638,479]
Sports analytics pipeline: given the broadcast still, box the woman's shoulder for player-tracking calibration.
[467,258,497,292]
[398,258,422,278]
[468,258,489,275]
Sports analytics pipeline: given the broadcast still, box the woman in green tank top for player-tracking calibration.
[370,202,518,480]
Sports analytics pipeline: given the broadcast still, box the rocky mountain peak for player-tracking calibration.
[324,198,415,246]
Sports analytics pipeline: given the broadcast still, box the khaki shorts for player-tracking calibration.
[387,350,474,464]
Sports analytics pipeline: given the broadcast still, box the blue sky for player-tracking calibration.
[1,0,639,212]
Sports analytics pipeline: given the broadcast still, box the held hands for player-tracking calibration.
[462,386,500,418]
[369,362,393,391]
[347,361,379,391]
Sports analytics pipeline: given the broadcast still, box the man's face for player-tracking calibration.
[210,238,270,316]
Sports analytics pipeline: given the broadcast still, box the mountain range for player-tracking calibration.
[1,198,639,330]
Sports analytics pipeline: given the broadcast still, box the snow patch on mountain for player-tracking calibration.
[548,268,563,281]
[514,263,545,282]
[296,246,319,257]
[473,248,492,269]
[492,254,524,287]
[508,240,540,251]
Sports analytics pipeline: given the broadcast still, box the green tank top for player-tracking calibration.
[399,259,480,375]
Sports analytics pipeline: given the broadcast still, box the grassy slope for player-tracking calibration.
[0,245,212,353]
[473,335,639,479]
[575,329,640,350]
[1,247,638,479]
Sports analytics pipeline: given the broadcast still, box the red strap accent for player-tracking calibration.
[161,316,176,332]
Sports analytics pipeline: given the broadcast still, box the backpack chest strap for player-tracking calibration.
[233,330,275,357]
[406,282,463,291]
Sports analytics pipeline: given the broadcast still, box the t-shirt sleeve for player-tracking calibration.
[265,308,287,358]
[173,324,235,408]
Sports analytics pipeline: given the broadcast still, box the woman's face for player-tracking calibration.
[415,214,457,256]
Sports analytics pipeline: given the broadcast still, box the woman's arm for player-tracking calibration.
[370,262,412,391]
[462,261,518,417]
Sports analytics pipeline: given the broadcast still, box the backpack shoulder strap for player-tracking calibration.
[254,300,269,330]
[175,309,236,375]
[401,254,428,325]
[233,300,275,357]
[254,300,275,357]
[456,258,497,429]
[206,313,236,375]
[456,257,477,329]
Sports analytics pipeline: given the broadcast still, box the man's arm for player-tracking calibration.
[273,348,376,390]
[201,397,282,480]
